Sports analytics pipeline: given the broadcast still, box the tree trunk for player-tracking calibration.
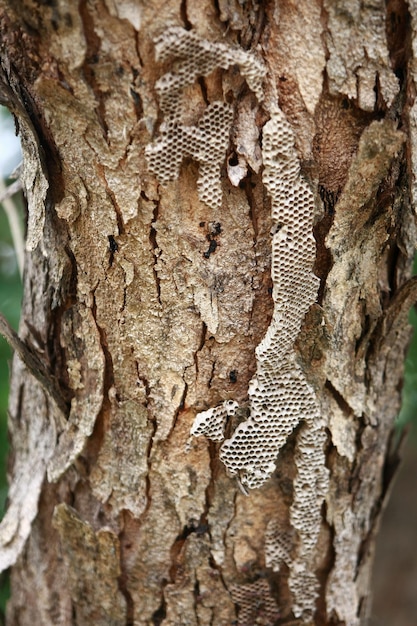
[0,1,416,624]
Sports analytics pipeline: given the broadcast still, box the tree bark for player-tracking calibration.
[0,1,416,625]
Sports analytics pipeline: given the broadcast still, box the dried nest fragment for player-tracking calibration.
[145,26,266,209]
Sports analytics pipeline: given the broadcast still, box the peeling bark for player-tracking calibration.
[0,1,416,625]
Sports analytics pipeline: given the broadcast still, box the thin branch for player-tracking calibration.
[0,176,24,277]
[0,311,68,416]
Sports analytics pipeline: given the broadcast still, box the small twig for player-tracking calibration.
[0,312,68,415]
[0,176,24,277]
[0,178,22,202]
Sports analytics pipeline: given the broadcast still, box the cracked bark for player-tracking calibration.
[0,1,416,625]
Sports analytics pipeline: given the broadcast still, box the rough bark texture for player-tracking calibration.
[0,1,416,625]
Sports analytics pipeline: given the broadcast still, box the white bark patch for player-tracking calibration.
[227,159,248,187]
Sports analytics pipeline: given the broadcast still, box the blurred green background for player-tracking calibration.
[0,104,23,622]
[0,211,20,619]
[397,304,417,433]
[0,214,22,517]
[0,107,416,622]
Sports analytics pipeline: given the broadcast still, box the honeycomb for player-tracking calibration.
[153,27,265,103]
[265,521,293,570]
[193,108,321,487]
[230,578,280,626]
[145,27,266,209]
[288,421,328,618]
[191,109,328,618]
[145,101,233,209]
[190,400,238,441]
